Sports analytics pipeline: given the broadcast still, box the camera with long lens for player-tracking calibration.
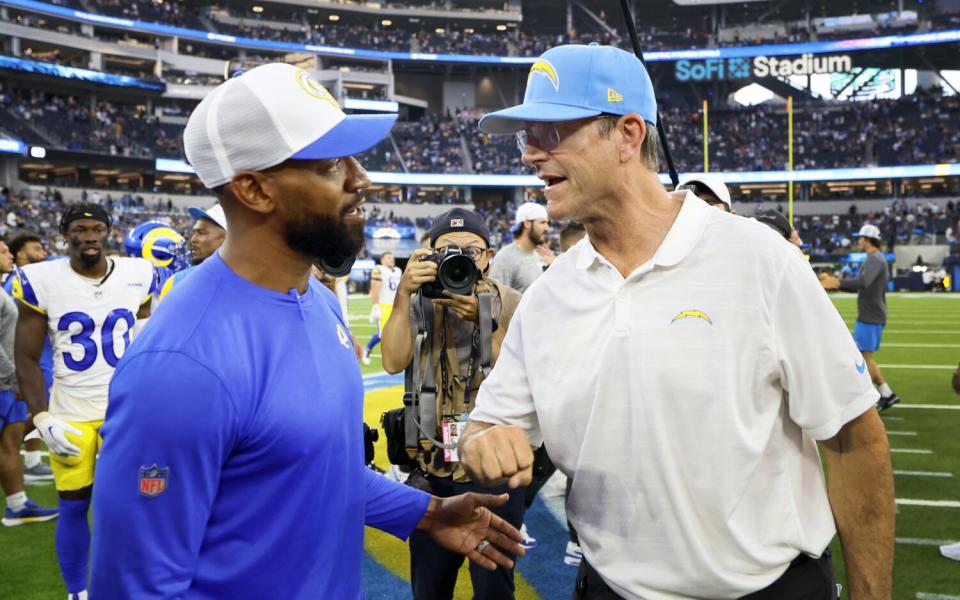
[420,246,479,299]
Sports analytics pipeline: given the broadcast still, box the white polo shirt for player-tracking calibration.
[471,192,878,600]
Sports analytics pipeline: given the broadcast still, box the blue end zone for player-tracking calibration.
[362,552,410,598]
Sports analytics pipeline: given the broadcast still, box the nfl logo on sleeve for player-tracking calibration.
[138,465,169,498]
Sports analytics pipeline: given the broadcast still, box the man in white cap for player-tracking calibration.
[821,224,898,410]
[158,203,227,301]
[89,63,524,598]
[187,203,227,266]
[490,202,552,294]
[458,43,893,599]
[677,173,735,213]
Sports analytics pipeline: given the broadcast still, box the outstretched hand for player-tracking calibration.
[417,493,525,571]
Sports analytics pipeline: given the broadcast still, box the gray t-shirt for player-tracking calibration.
[841,250,888,325]
[490,242,543,294]
[0,290,17,390]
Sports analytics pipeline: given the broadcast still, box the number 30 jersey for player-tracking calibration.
[13,257,155,421]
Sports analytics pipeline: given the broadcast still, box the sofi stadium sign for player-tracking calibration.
[675,54,853,81]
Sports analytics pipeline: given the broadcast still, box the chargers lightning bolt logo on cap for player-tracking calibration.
[670,310,713,326]
[528,59,560,92]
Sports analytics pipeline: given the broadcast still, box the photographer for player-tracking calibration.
[381,208,524,600]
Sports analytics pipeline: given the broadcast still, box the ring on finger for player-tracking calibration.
[475,540,490,554]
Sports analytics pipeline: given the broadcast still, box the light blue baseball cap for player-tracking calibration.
[479,44,658,135]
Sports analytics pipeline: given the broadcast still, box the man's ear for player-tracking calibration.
[618,114,647,164]
[228,171,277,215]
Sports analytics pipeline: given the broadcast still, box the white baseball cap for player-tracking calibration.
[183,63,398,188]
[855,224,882,239]
[511,202,549,234]
[188,203,228,230]
[678,174,732,210]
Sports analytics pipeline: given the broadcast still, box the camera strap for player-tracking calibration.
[404,289,495,452]
[405,294,452,450]
[463,291,493,407]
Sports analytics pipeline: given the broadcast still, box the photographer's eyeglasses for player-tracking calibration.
[437,245,486,261]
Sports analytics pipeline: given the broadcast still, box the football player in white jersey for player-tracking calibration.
[362,252,402,365]
[13,203,155,600]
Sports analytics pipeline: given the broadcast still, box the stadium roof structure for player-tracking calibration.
[3,0,960,67]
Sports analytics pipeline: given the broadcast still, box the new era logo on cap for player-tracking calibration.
[451,218,464,227]
[607,88,623,103]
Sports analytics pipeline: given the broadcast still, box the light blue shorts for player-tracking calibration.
[853,321,884,353]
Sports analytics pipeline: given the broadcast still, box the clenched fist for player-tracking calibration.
[459,424,535,489]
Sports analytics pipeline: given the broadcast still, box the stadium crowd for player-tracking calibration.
[4,87,958,173]
[0,90,181,158]
[793,199,960,255]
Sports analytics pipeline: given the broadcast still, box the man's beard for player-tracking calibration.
[72,240,102,267]
[528,228,545,246]
[284,210,364,267]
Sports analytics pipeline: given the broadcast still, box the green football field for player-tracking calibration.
[1,293,958,599]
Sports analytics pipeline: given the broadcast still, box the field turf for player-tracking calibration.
[2,293,958,599]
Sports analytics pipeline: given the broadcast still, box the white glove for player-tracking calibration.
[369,304,382,322]
[33,412,82,456]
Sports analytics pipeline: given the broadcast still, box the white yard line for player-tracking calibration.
[890,449,933,454]
[881,416,904,421]
[896,499,960,508]
[847,321,960,326]
[894,470,953,478]
[917,594,960,600]
[896,404,960,410]
[882,343,960,348]
[882,330,960,335]
[878,364,957,370]
[897,537,959,545]
[886,431,918,436]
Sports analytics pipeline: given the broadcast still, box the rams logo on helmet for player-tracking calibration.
[125,222,190,272]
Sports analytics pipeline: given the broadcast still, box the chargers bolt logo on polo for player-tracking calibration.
[670,310,713,326]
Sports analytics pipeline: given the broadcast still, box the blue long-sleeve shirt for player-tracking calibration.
[91,252,430,599]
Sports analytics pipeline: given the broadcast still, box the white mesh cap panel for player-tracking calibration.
[183,63,352,189]
[214,82,292,185]
[183,85,228,188]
